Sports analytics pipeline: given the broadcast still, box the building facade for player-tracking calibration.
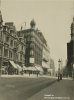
[67,17,74,77]
[0,11,26,75]
[42,42,50,74]
[18,19,50,74]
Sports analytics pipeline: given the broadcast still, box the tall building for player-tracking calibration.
[0,11,26,75]
[49,58,55,76]
[67,17,74,77]
[0,11,3,74]
[17,19,50,74]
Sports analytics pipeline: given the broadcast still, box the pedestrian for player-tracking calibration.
[29,71,30,76]
[58,73,60,81]
[37,71,39,77]
[60,74,62,80]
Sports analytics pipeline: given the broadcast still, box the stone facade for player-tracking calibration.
[17,19,51,74]
[0,11,26,75]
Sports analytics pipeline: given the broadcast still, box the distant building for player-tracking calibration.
[0,11,26,75]
[17,19,50,74]
[49,58,55,76]
[67,17,74,77]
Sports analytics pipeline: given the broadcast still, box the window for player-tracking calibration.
[0,32,2,39]
[6,36,9,42]
[0,48,2,56]
[30,50,34,56]
[31,37,35,41]
[27,36,31,41]
[10,40,13,46]
[11,52,12,58]
[20,54,22,61]
[14,41,16,47]
[22,46,23,50]
[19,38,21,42]
[9,51,12,59]
[4,49,8,57]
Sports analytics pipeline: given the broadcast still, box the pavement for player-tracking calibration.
[27,79,74,100]
[1,74,73,80]
[1,74,39,78]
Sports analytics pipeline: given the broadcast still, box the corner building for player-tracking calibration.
[18,19,50,74]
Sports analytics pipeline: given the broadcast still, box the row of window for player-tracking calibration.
[4,48,24,62]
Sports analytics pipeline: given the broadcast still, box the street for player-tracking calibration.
[0,77,74,100]
[0,76,56,100]
[28,78,74,100]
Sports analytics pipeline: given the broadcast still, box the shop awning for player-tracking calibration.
[16,64,22,71]
[35,66,43,72]
[9,61,17,69]
[27,67,37,71]
[42,61,49,68]
[23,66,28,70]
[42,66,49,69]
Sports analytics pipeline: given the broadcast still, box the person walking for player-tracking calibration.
[58,73,60,81]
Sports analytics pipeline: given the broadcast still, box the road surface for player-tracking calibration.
[28,79,74,100]
[0,77,56,100]
[0,76,74,100]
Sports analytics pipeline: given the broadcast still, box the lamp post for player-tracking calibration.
[58,59,61,73]
[58,59,61,81]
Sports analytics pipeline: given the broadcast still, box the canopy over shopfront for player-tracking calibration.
[35,66,43,72]
[16,64,22,71]
[23,66,28,70]
[27,67,37,71]
[42,62,49,69]
[9,61,17,69]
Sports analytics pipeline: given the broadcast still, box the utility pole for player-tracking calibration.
[58,59,61,74]
[58,59,62,81]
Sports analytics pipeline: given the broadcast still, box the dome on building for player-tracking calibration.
[30,19,36,29]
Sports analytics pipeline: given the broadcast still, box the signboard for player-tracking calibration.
[29,58,34,63]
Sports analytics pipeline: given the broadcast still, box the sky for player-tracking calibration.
[1,0,74,70]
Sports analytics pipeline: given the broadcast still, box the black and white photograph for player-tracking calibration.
[0,0,74,100]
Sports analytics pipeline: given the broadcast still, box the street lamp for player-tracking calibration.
[58,59,61,73]
[58,59,62,81]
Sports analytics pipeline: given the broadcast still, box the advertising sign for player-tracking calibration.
[29,57,34,63]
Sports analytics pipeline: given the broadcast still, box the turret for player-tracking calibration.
[30,19,36,29]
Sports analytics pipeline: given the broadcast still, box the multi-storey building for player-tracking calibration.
[0,11,3,75]
[42,42,50,74]
[67,17,74,77]
[0,11,26,75]
[18,19,50,74]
